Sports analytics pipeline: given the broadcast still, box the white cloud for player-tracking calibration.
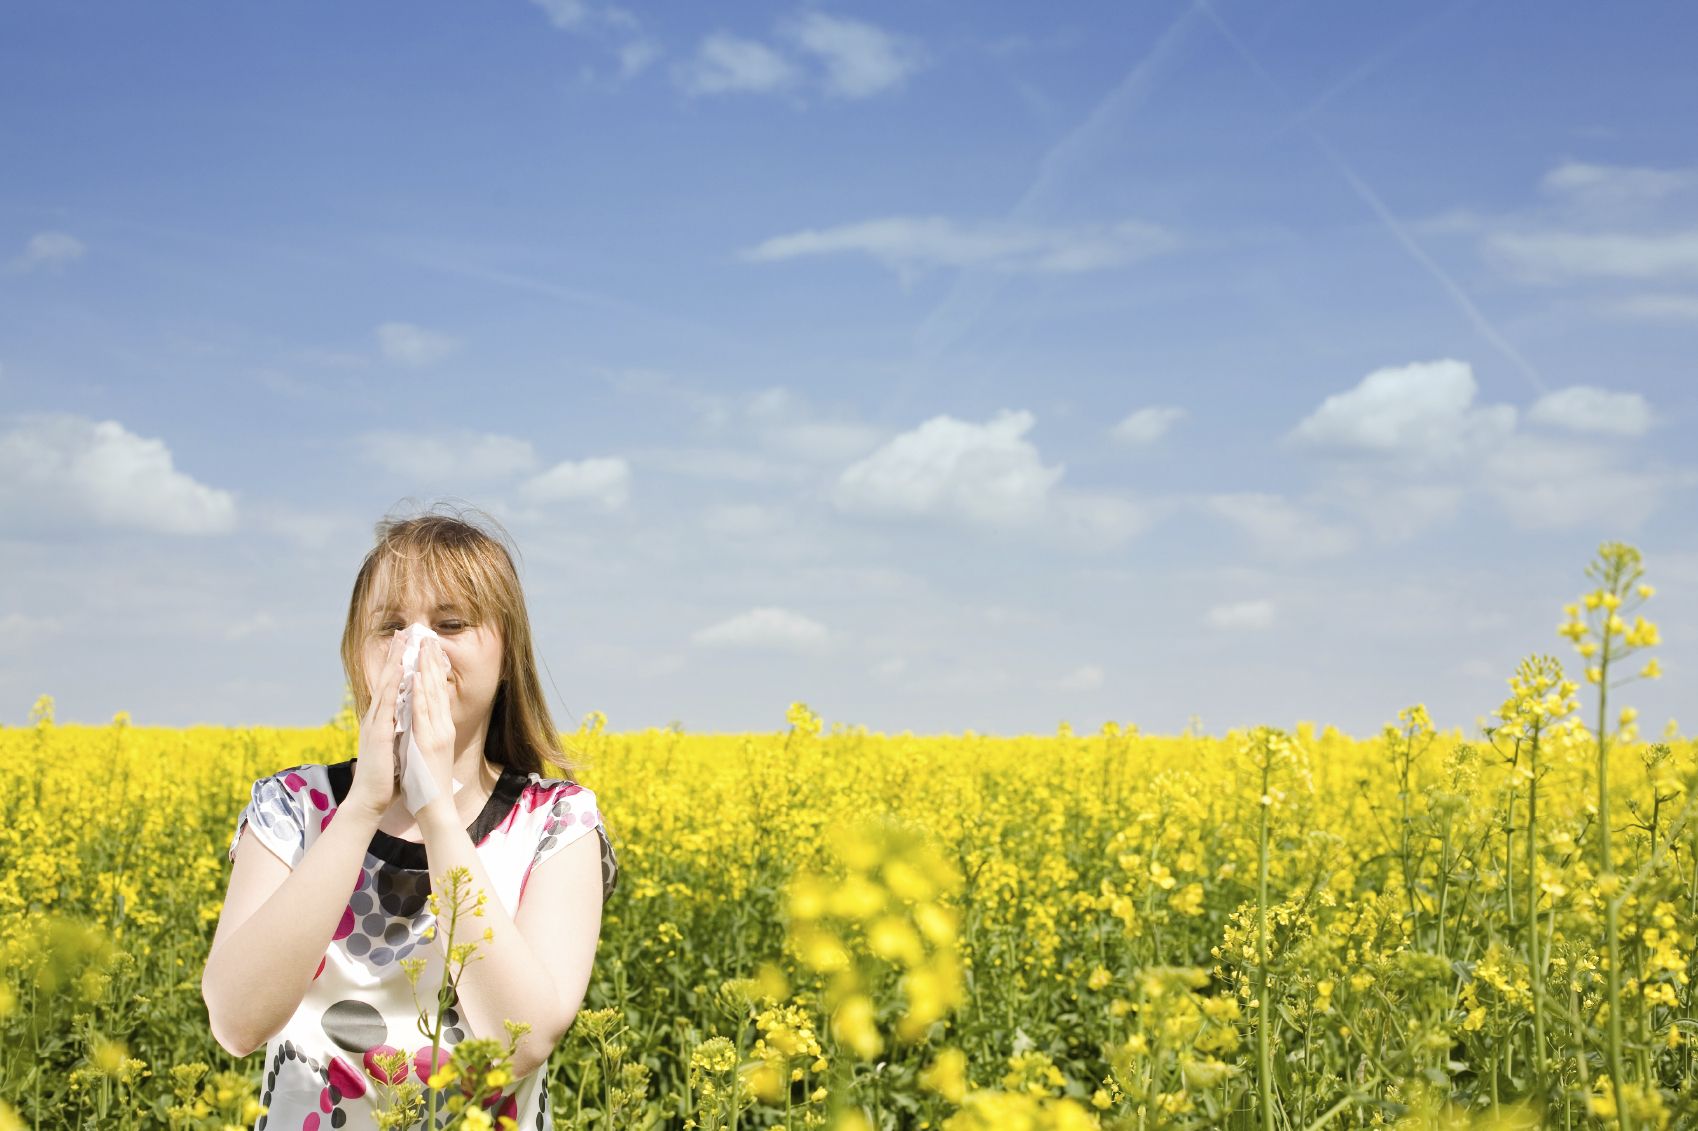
[0,612,66,654]
[742,385,886,463]
[1110,405,1186,445]
[520,456,631,510]
[1483,228,1698,283]
[832,409,1063,529]
[249,503,359,552]
[528,0,657,81]
[528,0,588,28]
[1051,492,1165,550]
[1598,293,1698,322]
[225,611,279,642]
[634,445,799,484]
[870,656,908,681]
[1054,664,1105,691]
[9,231,86,274]
[1285,358,1516,472]
[1478,433,1698,532]
[781,11,924,98]
[376,322,459,366]
[1305,476,1465,544]
[357,431,539,480]
[676,32,799,95]
[0,412,237,535]
[617,38,661,77]
[1469,160,1698,284]
[691,606,830,652]
[1527,386,1653,437]
[1205,493,1356,561]
[1205,599,1276,631]
[1288,359,1691,538]
[741,216,1177,279]
[1539,161,1698,212]
[699,502,783,538]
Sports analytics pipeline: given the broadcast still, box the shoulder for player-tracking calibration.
[247,764,334,813]
[519,771,597,808]
[516,773,607,836]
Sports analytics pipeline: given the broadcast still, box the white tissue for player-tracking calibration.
[394,621,454,815]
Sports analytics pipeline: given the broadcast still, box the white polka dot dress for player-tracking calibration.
[226,759,619,1131]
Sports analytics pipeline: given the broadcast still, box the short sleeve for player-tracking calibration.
[227,771,307,869]
[530,784,619,901]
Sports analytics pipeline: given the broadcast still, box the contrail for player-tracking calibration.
[892,0,1208,413]
[1197,0,1547,394]
[1264,0,1483,145]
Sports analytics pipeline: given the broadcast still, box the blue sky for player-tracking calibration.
[4,0,1696,737]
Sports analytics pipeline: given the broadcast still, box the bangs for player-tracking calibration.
[361,549,488,629]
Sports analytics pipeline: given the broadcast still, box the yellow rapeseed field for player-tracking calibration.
[1,540,1692,1130]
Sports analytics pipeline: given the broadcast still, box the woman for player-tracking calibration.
[202,508,619,1130]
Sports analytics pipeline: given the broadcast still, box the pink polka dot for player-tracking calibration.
[413,1045,450,1084]
[283,772,307,791]
[329,1056,366,1099]
[313,955,326,980]
[523,786,551,813]
[354,868,367,891]
[333,906,355,941]
[302,1114,319,1130]
[309,788,329,811]
[482,1091,518,1118]
[560,782,583,796]
[319,1086,332,1112]
[320,809,335,832]
[362,1045,401,1084]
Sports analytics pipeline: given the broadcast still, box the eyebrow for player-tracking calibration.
[375,602,466,616]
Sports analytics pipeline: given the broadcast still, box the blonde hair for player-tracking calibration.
[340,502,585,781]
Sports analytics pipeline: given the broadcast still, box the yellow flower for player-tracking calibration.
[833,994,882,1060]
[918,1047,968,1104]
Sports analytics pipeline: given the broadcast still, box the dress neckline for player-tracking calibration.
[325,759,529,870]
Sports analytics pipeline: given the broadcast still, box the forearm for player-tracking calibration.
[204,806,382,1055]
[419,805,568,1080]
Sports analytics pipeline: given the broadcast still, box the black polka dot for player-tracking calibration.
[331,1110,346,1128]
[321,999,387,1052]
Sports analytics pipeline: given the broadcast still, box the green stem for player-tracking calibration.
[1257,744,1274,1131]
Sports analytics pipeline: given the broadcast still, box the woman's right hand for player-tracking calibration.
[348,632,408,819]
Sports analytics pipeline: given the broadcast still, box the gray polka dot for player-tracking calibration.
[322,999,387,1052]
[384,922,409,945]
[345,933,370,956]
[362,913,386,936]
[350,890,373,915]
[370,946,393,965]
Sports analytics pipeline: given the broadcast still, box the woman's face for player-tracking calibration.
[362,588,505,734]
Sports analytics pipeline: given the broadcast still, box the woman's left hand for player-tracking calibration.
[410,636,458,805]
